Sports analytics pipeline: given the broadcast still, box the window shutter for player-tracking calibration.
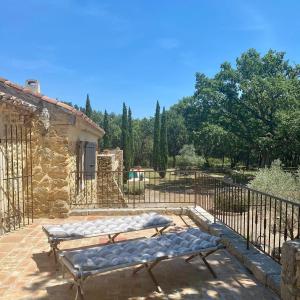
[84,142,96,179]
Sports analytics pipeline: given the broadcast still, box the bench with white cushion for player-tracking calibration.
[43,213,173,262]
[59,228,223,300]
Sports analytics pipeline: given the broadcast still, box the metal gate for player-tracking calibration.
[0,124,33,234]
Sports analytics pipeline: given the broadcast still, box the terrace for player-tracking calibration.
[0,214,279,300]
[0,80,298,299]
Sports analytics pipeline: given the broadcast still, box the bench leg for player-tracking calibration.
[185,249,218,279]
[75,285,84,300]
[133,259,164,292]
[74,280,84,300]
[151,225,169,237]
[48,241,60,265]
[199,254,217,279]
[185,253,198,262]
[179,215,191,228]
[146,264,162,293]
[132,264,145,275]
[107,233,120,243]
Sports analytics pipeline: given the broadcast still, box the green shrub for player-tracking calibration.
[248,159,300,201]
[207,157,231,168]
[176,144,205,169]
[216,189,247,213]
[230,171,255,184]
[124,182,145,195]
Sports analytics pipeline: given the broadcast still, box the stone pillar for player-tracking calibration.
[97,150,125,207]
[31,121,70,218]
[281,239,300,300]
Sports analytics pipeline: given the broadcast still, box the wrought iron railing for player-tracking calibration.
[70,169,299,263]
[0,125,34,234]
[198,172,300,263]
[70,169,197,208]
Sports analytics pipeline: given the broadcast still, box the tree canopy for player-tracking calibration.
[80,48,299,169]
[171,49,300,167]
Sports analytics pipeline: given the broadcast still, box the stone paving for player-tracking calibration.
[0,214,279,299]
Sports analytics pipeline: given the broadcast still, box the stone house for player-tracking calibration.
[0,77,105,225]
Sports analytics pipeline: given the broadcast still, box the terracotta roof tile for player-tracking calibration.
[0,76,104,134]
[41,95,58,105]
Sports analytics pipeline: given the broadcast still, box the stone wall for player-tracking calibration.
[31,119,72,218]
[97,149,125,207]
[1,101,102,219]
[31,106,101,217]
[0,103,34,232]
[281,239,300,300]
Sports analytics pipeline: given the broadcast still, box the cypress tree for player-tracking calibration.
[121,103,127,150]
[128,107,134,167]
[159,107,168,178]
[103,110,110,149]
[85,94,92,117]
[153,101,160,171]
[121,103,130,171]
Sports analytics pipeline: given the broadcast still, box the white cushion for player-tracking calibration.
[43,213,172,239]
[61,228,220,272]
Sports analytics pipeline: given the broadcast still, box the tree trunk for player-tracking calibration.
[246,154,250,170]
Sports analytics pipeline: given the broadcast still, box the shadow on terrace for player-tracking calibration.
[0,214,278,300]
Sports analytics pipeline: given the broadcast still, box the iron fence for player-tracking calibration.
[70,169,197,208]
[0,124,34,234]
[69,168,299,263]
[198,172,300,263]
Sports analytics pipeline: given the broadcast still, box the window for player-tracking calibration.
[76,141,96,188]
[84,142,96,179]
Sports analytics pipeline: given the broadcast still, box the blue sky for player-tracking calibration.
[0,0,299,118]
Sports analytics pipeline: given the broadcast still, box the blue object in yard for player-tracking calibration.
[129,171,139,179]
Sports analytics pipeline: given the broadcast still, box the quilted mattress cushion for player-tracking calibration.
[62,228,220,272]
[43,213,172,239]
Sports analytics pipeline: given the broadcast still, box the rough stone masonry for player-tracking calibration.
[281,239,300,300]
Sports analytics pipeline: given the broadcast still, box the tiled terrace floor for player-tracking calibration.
[0,215,279,300]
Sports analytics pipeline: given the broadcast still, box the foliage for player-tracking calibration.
[172,49,300,168]
[230,171,254,184]
[128,107,134,168]
[132,117,153,166]
[248,159,300,201]
[152,101,161,171]
[121,103,130,171]
[85,94,92,118]
[194,123,230,165]
[159,107,168,178]
[124,182,145,195]
[102,110,110,149]
[176,144,205,170]
[79,48,300,171]
[166,110,188,167]
[216,190,247,213]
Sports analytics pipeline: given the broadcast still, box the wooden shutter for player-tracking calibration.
[84,142,96,179]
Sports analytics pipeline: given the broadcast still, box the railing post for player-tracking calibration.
[133,171,136,209]
[194,171,197,208]
[214,178,216,224]
[247,189,250,249]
